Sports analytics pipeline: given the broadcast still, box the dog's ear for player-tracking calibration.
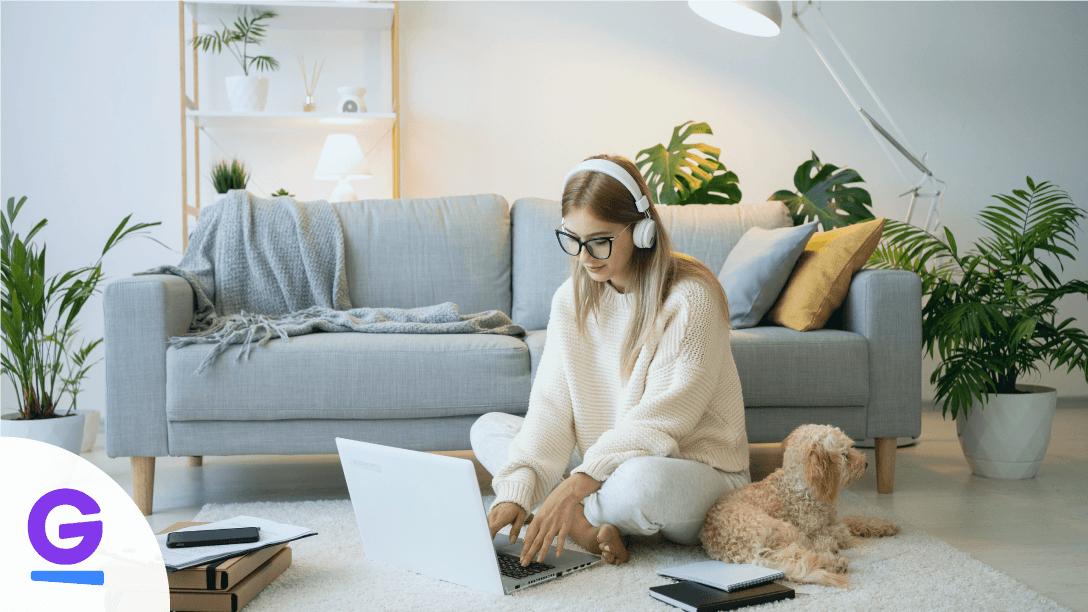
[803,442,840,505]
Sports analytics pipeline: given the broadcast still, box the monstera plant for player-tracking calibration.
[770,151,876,231]
[635,120,742,206]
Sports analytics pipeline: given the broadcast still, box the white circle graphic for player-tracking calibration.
[0,437,169,611]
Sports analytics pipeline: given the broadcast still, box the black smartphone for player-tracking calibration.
[166,526,261,548]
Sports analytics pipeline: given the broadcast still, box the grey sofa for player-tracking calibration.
[104,195,921,515]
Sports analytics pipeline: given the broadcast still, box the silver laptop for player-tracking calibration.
[335,437,600,595]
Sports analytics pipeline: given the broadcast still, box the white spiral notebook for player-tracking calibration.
[656,561,786,592]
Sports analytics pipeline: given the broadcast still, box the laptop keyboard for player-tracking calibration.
[496,552,555,579]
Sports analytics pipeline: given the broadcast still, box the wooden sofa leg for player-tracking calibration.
[875,438,896,494]
[188,456,203,467]
[131,457,155,516]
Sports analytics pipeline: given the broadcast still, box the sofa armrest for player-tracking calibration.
[842,269,922,439]
[104,274,194,457]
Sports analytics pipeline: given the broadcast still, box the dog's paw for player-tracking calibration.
[842,515,900,538]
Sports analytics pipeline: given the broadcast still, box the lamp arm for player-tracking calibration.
[791,1,945,233]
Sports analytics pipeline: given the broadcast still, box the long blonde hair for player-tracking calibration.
[562,153,731,386]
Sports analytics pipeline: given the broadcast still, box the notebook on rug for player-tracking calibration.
[656,560,785,592]
[649,580,795,612]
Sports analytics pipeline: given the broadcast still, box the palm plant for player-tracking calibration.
[189,10,280,76]
[867,176,1087,420]
[211,158,250,194]
[1,196,161,419]
[635,121,742,206]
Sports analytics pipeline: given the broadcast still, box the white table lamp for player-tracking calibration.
[314,133,372,202]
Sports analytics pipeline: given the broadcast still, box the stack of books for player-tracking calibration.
[650,560,795,611]
[157,518,315,612]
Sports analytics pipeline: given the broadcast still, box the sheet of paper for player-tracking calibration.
[157,515,317,571]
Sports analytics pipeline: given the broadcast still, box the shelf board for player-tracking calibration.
[185,1,394,31]
[187,110,395,131]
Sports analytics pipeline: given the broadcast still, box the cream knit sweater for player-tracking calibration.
[489,276,749,515]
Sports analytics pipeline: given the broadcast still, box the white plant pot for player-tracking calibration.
[225,75,269,112]
[1,411,86,456]
[214,191,231,204]
[956,383,1057,479]
[72,409,101,452]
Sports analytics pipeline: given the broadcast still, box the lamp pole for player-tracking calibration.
[789,1,946,234]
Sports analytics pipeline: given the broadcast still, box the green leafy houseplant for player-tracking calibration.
[211,158,250,194]
[271,188,295,198]
[189,10,280,76]
[1,196,161,420]
[770,151,876,231]
[635,121,742,206]
[868,176,1087,420]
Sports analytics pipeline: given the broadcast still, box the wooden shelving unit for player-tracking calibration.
[178,0,400,248]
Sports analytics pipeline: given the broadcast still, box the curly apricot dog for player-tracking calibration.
[700,424,900,588]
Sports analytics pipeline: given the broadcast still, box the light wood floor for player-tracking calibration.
[79,400,1087,611]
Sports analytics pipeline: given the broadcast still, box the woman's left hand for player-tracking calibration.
[520,472,602,566]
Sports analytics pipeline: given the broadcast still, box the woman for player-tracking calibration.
[470,154,750,568]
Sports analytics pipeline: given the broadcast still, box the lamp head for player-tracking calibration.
[688,1,783,37]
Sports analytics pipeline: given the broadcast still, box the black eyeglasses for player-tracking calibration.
[554,222,634,260]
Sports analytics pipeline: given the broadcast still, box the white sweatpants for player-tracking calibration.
[470,412,751,545]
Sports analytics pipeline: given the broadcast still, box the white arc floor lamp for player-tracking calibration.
[315,134,372,203]
[689,0,947,235]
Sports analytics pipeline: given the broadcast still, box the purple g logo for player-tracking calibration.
[27,488,104,585]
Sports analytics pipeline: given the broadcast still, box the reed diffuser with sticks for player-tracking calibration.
[299,56,325,112]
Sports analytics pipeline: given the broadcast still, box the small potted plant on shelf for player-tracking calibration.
[1,196,161,455]
[868,176,1087,479]
[210,158,250,204]
[189,10,280,112]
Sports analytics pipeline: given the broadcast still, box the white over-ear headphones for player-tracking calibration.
[562,159,657,249]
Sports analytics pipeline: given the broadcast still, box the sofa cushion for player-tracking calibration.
[332,195,512,318]
[511,199,793,332]
[768,218,886,331]
[729,326,869,406]
[166,333,531,421]
[717,221,819,328]
[524,329,546,387]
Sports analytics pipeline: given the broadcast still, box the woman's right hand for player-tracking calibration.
[488,502,530,543]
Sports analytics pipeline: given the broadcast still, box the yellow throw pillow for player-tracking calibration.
[767,217,886,331]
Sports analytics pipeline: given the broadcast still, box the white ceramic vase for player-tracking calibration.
[956,383,1057,479]
[225,75,269,112]
[1,411,86,456]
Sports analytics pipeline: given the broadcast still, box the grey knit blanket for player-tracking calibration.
[137,190,525,374]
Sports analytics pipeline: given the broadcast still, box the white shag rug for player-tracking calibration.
[191,489,1071,612]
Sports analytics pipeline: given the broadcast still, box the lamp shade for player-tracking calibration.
[314,134,372,180]
[689,1,782,37]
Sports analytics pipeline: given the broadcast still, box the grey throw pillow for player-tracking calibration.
[718,221,819,328]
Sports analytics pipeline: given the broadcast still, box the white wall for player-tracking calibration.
[2,0,183,423]
[3,1,1086,427]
